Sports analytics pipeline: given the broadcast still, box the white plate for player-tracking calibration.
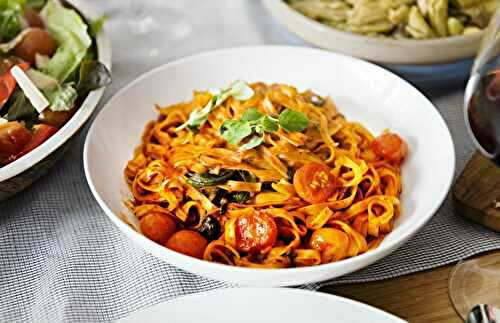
[263,0,482,65]
[118,288,407,323]
[84,46,455,286]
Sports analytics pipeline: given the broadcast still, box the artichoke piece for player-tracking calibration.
[428,0,448,36]
[447,17,465,35]
[406,5,435,38]
[463,25,481,35]
[291,0,350,22]
[388,5,411,24]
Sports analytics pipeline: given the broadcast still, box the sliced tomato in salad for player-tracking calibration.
[0,123,58,165]
[15,124,58,159]
[0,61,30,108]
[0,121,32,164]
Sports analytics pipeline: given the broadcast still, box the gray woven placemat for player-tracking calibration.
[1,1,500,322]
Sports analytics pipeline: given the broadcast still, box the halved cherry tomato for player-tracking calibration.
[372,132,408,164]
[293,162,336,204]
[14,124,58,160]
[166,230,208,259]
[0,61,30,107]
[233,212,278,254]
[310,228,349,263]
[0,121,32,163]
[140,212,176,245]
[13,28,56,65]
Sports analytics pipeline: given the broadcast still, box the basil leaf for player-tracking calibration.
[239,134,264,151]
[262,116,278,132]
[178,81,254,132]
[241,107,262,122]
[76,60,112,94]
[4,89,38,129]
[279,108,309,132]
[186,171,235,188]
[220,120,252,145]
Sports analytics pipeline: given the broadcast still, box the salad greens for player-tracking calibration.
[41,0,92,82]
[0,0,24,42]
[0,0,111,166]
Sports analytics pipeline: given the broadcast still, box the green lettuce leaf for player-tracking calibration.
[0,0,24,42]
[41,0,91,82]
[44,83,77,112]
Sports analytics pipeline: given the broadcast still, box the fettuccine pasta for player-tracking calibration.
[124,81,408,268]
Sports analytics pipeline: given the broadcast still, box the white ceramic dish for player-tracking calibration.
[0,0,111,188]
[118,288,407,323]
[84,46,455,286]
[263,0,483,65]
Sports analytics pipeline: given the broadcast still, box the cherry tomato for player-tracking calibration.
[309,228,349,263]
[293,162,336,204]
[140,212,176,245]
[23,7,44,28]
[39,109,76,128]
[166,230,208,259]
[372,132,408,164]
[14,124,58,160]
[234,212,278,254]
[13,28,56,64]
[0,121,32,164]
[0,61,30,107]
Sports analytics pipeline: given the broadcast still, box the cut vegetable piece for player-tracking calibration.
[10,65,49,113]
[41,0,92,81]
[13,123,58,160]
[0,61,29,108]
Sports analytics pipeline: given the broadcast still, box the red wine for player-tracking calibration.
[467,69,500,164]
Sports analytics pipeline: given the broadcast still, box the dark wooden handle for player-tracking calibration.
[453,152,500,231]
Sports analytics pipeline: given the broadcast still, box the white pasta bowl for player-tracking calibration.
[84,46,455,286]
[263,0,483,65]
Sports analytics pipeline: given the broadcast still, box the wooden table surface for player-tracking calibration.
[320,255,491,323]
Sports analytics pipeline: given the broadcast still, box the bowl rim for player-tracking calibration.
[263,0,484,47]
[263,0,484,65]
[0,0,112,182]
[84,45,456,281]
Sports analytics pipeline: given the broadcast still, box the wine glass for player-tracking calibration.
[449,8,500,321]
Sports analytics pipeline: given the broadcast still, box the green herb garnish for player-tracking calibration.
[176,80,254,132]
[220,107,308,151]
[279,108,309,132]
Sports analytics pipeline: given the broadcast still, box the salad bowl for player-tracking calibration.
[0,0,111,202]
